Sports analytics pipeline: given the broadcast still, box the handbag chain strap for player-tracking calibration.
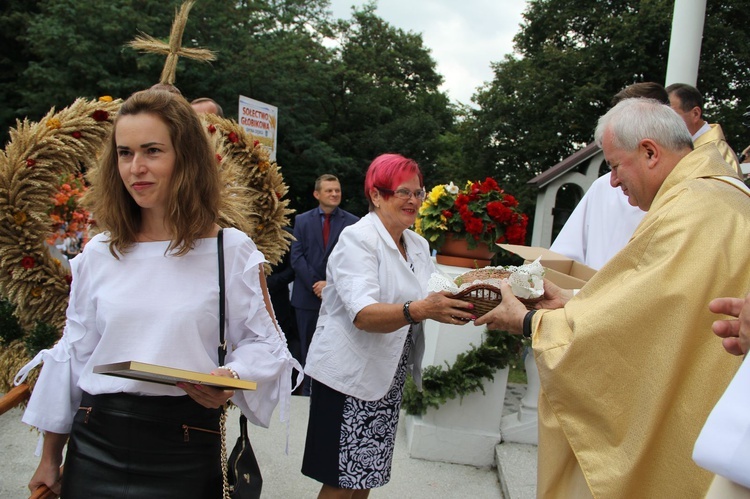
[220,412,230,499]
[216,229,231,499]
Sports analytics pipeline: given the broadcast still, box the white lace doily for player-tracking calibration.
[428,258,545,299]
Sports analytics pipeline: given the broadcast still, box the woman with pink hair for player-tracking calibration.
[301,153,474,498]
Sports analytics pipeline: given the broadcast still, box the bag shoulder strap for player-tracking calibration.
[217,228,226,365]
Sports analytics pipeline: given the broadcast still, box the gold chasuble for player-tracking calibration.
[694,123,741,176]
[533,144,749,499]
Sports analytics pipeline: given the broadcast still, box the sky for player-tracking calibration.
[327,0,530,106]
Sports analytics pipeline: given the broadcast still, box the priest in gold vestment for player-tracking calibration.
[476,98,749,498]
[667,82,741,175]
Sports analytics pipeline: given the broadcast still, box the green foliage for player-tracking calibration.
[0,0,451,219]
[0,0,41,140]
[25,321,58,357]
[0,298,24,345]
[3,0,748,237]
[402,329,526,416]
[323,5,452,215]
[448,0,750,233]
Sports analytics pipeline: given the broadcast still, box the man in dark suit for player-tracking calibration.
[291,174,358,395]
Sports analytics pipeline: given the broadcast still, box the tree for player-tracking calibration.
[460,0,750,219]
[0,0,453,218]
[321,4,453,214]
[0,0,41,144]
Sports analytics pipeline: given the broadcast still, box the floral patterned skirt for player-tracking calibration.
[301,332,413,489]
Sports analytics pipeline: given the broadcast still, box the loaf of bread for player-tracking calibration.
[454,267,510,286]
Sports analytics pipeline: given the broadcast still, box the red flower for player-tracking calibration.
[463,217,484,236]
[21,256,35,269]
[502,194,518,207]
[72,131,82,139]
[487,201,513,223]
[91,110,109,122]
[207,124,216,134]
[475,178,497,194]
[441,210,453,219]
[455,193,471,208]
[505,224,527,244]
[216,154,223,163]
[26,158,36,167]
[228,132,239,143]
[458,204,474,220]
[253,140,259,147]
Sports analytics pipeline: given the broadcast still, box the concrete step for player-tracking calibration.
[498,382,537,499]
[496,442,537,499]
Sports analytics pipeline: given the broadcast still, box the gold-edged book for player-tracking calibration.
[93,361,257,390]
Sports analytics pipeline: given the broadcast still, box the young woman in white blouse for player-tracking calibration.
[301,153,475,498]
[15,88,298,497]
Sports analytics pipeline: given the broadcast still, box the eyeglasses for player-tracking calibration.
[375,186,426,201]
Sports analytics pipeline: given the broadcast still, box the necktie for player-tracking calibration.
[323,213,331,247]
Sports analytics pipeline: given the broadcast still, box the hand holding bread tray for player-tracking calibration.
[428,258,545,316]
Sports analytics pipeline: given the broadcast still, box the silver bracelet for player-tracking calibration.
[218,365,239,379]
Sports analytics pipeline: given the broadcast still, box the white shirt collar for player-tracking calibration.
[692,121,711,141]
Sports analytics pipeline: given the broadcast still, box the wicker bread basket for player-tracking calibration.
[452,283,504,316]
[451,268,541,314]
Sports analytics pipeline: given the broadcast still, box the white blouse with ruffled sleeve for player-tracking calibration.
[15,228,299,434]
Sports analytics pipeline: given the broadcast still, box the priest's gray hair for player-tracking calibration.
[595,98,694,152]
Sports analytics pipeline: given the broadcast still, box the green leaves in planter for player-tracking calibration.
[402,329,527,416]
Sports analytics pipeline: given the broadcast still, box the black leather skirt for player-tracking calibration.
[60,392,222,498]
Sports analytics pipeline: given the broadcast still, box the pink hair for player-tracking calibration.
[364,153,423,210]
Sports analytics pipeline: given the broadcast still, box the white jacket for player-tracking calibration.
[304,212,433,400]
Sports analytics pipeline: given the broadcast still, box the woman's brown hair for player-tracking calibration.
[85,88,220,257]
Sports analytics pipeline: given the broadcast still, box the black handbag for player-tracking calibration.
[227,414,263,499]
[217,229,263,499]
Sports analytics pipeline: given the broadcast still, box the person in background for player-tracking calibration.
[549,82,670,269]
[14,88,297,497]
[476,98,750,498]
[667,82,741,175]
[301,153,474,498]
[290,174,358,395]
[190,97,224,117]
